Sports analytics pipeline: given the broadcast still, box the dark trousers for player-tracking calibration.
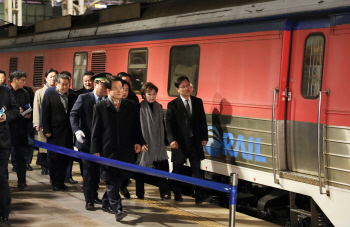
[48,151,70,186]
[11,146,27,183]
[66,158,83,179]
[171,142,206,199]
[103,180,122,212]
[11,145,33,166]
[136,160,171,198]
[82,158,100,204]
[0,149,11,218]
[40,153,48,170]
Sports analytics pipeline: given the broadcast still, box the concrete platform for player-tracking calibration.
[4,159,281,227]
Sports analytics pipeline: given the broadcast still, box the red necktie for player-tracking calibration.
[115,103,119,109]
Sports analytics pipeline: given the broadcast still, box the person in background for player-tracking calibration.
[42,72,77,191]
[33,68,58,175]
[166,75,212,204]
[117,72,140,109]
[136,82,171,200]
[76,71,94,96]
[91,76,142,221]
[22,85,34,171]
[7,70,31,190]
[0,85,19,223]
[0,70,6,85]
[70,72,110,211]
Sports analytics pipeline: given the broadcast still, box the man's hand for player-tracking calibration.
[135,144,141,153]
[76,130,85,143]
[0,113,5,123]
[170,141,179,149]
[202,140,208,146]
[35,126,41,131]
[24,113,31,119]
[19,107,23,114]
[142,144,148,153]
[45,133,51,137]
[93,153,100,156]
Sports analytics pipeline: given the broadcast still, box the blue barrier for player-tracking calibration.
[35,140,238,226]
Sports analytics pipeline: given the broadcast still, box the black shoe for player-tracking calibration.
[65,178,78,184]
[115,210,127,221]
[102,206,116,214]
[161,194,171,200]
[136,194,144,199]
[195,195,213,205]
[94,198,102,204]
[174,194,183,202]
[85,203,95,211]
[1,217,9,222]
[26,164,33,171]
[17,182,30,191]
[41,169,49,175]
[52,185,60,191]
[119,187,130,199]
[59,184,69,191]
[12,166,16,172]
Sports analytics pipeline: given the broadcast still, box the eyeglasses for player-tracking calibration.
[179,84,191,89]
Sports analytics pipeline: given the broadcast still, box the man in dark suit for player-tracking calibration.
[0,85,19,223]
[23,85,35,171]
[70,72,110,210]
[42,71,77,191]
[91,76,142,221]
[166,75,211,204]
[76,71,94,96]
[117,72,140,109]
[7,70,32,190]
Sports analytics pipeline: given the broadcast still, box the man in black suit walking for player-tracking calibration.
[70,72,110,210]
[0,85,19,223]
[42,71,77,191]
[91,76,142,221]
[166,75,211,204]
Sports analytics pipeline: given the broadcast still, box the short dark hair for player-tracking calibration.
[45,68,58,77]
[105,76,125,90]
[140,82,158,99]
[0,70,6,77]
[56,71,71,84]
[116,72,132,80]
[84,71,94,77]
[174,76,190,88]
[9,69,26,83]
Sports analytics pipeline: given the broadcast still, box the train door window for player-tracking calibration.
[33,56,44,87]
[73,52,88,90]
[91,50,106,74]
[301,34,325,99]
[127,48,148,93]
[168,45,200,97]
[9,57,18,74]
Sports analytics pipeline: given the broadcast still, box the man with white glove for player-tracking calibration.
[70,72,109,211]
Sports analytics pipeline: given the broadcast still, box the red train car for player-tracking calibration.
[1,0,350,226]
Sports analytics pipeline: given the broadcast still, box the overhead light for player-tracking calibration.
[94,4,107,9]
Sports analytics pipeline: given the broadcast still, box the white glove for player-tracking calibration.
[76,130,85,143]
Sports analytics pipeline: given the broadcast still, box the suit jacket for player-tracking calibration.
[166,96,208,164]
[42,90,77,149]
[76,87,93,96]
[70,92,99,151]
[91,98,142,181]
[8,86,31,147]
[0,86,19,149]
[23,86,35,137]
[128,91,140,109]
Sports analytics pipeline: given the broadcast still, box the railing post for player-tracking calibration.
[229,173,238,227]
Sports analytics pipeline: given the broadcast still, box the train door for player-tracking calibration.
[286,19,329,176]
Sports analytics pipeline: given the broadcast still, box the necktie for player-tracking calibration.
[115,103,119,109]
[97,97,102,103]
[185,99,191,116]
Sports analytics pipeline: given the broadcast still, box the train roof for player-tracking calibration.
[1,0,350,50]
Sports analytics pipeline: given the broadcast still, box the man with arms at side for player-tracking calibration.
[91,76,142,221]
[42,71,77,191]
[0,85,19,223]
[33,68,58,175]
[70,72,110,211]
[76,71,94,96]
[7,70,32,190]
[166,75,211,204]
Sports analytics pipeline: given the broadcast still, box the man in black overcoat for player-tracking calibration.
[166,75,211,204]
[0,85,19,223]
[91,76,142,221]
[70,72,110,210]
[42,71,77,191]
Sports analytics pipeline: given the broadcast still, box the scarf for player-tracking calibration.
[137,100,168,167]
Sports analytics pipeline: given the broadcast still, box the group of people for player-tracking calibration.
[0,68,211,223]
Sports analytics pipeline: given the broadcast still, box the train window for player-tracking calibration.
[9,57,18,74]
[73,52,88,90]
[91,50,106,74]
[301,34,325,99]
[127,48,148,93]
[33,56,44,87]
[168,45,200,97]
